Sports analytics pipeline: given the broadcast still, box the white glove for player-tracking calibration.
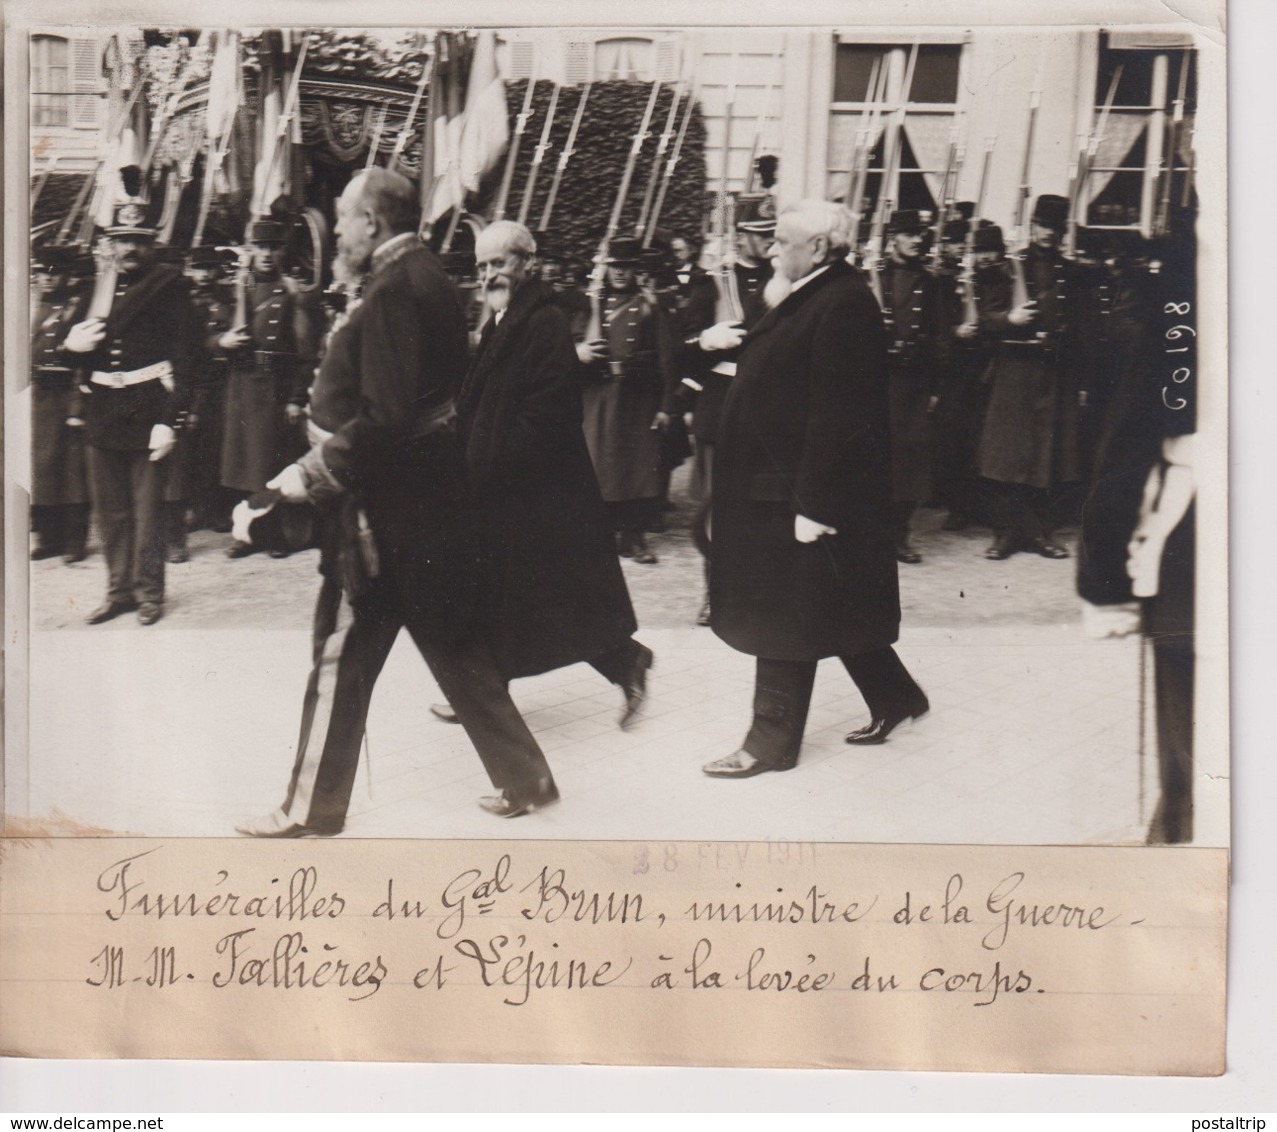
[699,321,746,352]
[266,462,309,503]
[794,514,837,543]
[64,319,106,353]
[147,424,176,463]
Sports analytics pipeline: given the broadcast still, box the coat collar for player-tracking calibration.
[744,257,854,342]
[460,279,559,414]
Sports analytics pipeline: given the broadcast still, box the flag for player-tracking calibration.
[457,30,508,194]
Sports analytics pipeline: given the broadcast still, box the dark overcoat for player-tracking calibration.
[307,236,478,642]
[31,290,90,506]
[457,280,638,679]
[710,259,901,662]
[976,247,1082,488]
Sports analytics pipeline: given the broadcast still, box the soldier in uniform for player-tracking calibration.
[976,194,1082,560]
[29,244,91,564]
[681,198,775,624]
[60,200,197,626]
[220,219,314,558]
[881,208,948,563]
[183,246,237,536]
[578,236,678,565]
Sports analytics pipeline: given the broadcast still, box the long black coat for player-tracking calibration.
[710,259,901,661]
[457,280,638,678]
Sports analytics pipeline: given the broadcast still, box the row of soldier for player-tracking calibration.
[32,188,1175,630]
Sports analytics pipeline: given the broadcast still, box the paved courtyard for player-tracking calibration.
[12,467,1204,845]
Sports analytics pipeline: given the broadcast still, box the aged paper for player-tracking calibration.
[2,0,1231,1079]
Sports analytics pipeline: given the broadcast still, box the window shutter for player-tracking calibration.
[509,40,534,80]
[655,38,678,82]
[71,36,99,128]
[564,40,592,85]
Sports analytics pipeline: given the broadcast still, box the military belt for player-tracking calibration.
[91,361,174,392]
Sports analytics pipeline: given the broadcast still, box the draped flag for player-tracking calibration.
[457,30,508,193]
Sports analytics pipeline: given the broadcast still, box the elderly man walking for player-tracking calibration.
[445,220,653,721]
[236,170,557,835]
[703,200,929,779]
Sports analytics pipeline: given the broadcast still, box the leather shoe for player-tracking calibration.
[845,695,930,745]
[696,599,711,627]
[985,534,1017,560]
[31,545,60,561]
[630,537,658,565]
[226,540,254,559]
[702,750,779,778]
[235,808,339,838]
[896,543,922,564]
[268,547,291,559]
[1029,537,1069,559]
[62,548,87,565]
[431,703,460,724]
[479,778,559,817]
[619,643,654,729]
[168,546,189,564]
[86,600,137,625]
[137,602,163,626]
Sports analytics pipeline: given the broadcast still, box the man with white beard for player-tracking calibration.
[702,200,929,779]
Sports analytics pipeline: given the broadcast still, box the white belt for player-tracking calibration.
[710,360,738,377]
[91,361,174,392]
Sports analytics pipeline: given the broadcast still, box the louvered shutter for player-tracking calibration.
[71,36,99,128]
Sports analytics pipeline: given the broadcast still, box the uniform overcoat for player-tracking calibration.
[31,290,90,506]
[457,280,638,679]
[710,259,901,661]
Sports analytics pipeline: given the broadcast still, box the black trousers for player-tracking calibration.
[743,646,926,769]
[86,445,165,604]
[279,569,555,834]
[983,479,1053,545]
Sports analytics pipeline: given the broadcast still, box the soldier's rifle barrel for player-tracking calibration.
[389,51,434,174]
[538,81,591,232]
[519,81,561,226]
[635,71,686,238]
[643,83,695,248]
[493,70,540,222]
[255,34,310,221]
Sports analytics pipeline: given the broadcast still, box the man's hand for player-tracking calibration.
[1007,302,1037,327]
[285,403,306,425]
[651,411,671,432]
[64,319,106,354]
[218,327,251,351]
[795,514,837,543]
[267,463,309,503]
[927,394,940,413]
[148,424,176,463]
[955,321,978,339]
[699,321,746,352]
[576,339,607,365]
[66,416,85,428]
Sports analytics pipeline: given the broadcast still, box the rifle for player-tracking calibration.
[711,61,744,324]
[140,38,204,180]
[86,238,120,321]
[59,81,145,246]
[1155,53,1190,237]
[538,82,591,232]
[585,76,663,344]
[519,81,560,226]
[643,84,695,247]
[635,72,685,238]
[389,50,434,175]
[959,136,996,330]
[493,74,539,222]
[31,154,59,212]
[866,42,918,302]
[192,30,243,248]
[364,105,389,171]
[158,119,205,245]
[1009,85,1041,312]
[927,119,962,270]
[846,55,884,257]
[743,76,776,195]
[1066,63,1122,256]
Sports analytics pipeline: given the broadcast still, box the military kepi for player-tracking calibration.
[1032,194,1070,231]
[248,219,288,245]
[105,200,156,238]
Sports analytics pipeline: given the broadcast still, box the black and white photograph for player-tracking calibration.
[5,8,1225,850]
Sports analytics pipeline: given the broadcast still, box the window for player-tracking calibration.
[594,37,655,81]
[1083,34,1196,233]
[32,34,70,127]
[829,41,964,219]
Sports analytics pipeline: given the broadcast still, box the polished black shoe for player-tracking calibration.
[479,778,559,817]
[702,750,781,778]
[226,540,254,559]
[696,599,712,627]
[168,546,189,564]
[896,543,922,565]
[30,545,60,561]
[268,547,291,559]
[137,602,164,626]
[619,644,654,729]
[630,537,658,565]
[984,534,1018,560]
[1029,537,1069,559]
[430,703,460,724]
[844,696,930,745]
[235,808,340,838]
[62,547,87,565]
[86,600,137,625]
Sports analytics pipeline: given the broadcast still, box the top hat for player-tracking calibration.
[32,243,80,272]
[248,219,288,245]
[1032,194,1070,231]
[637,246,673,275]
[972,222,1005,253]
[737,193,778,235]
[888,208,933,235]
[105,200,157,238]
[605,237,642,265]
